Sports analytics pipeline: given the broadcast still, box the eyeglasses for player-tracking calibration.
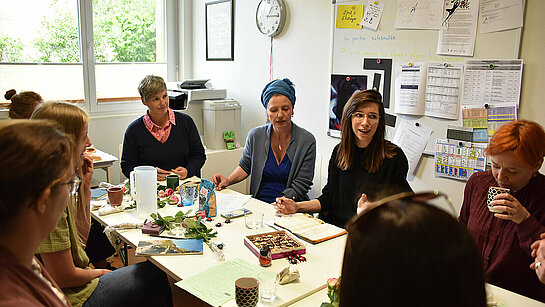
[355,190,456,220]
[352,112,380,123]
[53,174,81,196]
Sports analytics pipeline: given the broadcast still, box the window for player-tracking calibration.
[0,0,178,114]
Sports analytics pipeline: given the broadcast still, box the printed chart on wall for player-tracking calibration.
[329,0,523,176]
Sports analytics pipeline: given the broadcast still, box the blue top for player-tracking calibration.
[120,111,206,178]
[240,122,316,201]
[255,146,292,203]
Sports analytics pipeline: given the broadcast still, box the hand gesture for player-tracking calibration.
[274,196,297,215]
[156,167,170,181]
[171,166,188,180]
[491,193,530,224]
[530,233,545,284]
[357,193,372,215]
[212,174,229,190]
[81,152,94,189]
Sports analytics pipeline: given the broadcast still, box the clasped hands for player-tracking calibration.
[156,166,188,181]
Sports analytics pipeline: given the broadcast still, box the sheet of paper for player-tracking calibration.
[395,0,443,29]
[479,0,523,33]
[215,193,252,213]
[462,106,488,128]
[435,139,487,181]
[176,258,275,307]
[437,0,479,56]
[487,105,517,137]
[392,118,432,175]
[394,62,427,115]
[336,5,364,29]
[361,1,384,30]
[462,59,523,107]
[424,63,463,120]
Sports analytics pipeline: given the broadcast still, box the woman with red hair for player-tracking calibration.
[460,120,545,302]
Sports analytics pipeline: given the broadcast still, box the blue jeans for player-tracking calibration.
[83,261,172,307]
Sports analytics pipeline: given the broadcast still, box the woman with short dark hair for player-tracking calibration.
[340,193,486,307]
[275,90,411,227]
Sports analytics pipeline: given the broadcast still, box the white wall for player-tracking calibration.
[189,0,545,213]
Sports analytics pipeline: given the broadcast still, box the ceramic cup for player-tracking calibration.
[107,187,124,206]
[166,174,180,190]
[235,277,259,307]
[487,186,510,213]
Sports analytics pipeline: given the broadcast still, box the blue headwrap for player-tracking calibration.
[260,78,296,108]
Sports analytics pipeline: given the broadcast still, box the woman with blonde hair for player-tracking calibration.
[0,120,73,306]
[31,102,114,270]
[121,75,206,181]
[275,90,411,227]
[33,102,173,307]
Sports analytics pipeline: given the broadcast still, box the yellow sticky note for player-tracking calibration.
[336,5,364,29]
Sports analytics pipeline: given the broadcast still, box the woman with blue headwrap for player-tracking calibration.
[212,78,316,203]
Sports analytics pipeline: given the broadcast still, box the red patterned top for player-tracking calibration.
[142,109,176,143]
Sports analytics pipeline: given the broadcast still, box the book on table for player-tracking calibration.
[273,213,347,244]
[135,239,203,256]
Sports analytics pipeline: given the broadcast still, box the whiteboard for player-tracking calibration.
[329,1,522,153]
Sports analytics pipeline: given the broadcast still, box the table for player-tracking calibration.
[91,188,346,306]
[91,148,118,183]
[289,283,545,307]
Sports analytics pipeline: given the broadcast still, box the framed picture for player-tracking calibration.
[205,0,234,61]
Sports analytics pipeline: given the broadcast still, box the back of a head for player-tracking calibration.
[0,120,72,232]
[486,120,545,167]
[5,89,43,119]
[340,200,486,307]
[31,101,88,138]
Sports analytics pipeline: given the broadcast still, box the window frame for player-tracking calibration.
[78,0,179,115]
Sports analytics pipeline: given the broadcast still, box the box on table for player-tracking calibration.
[244,230,306,260]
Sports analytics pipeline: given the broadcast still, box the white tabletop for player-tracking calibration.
[91,188,346,307]
[287,281,545,307]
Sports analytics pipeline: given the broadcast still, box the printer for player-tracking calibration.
[167,80,241,150]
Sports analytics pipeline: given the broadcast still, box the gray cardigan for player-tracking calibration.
[239,122,316,201]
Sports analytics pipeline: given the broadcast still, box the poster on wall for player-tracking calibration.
[329,74,368,137]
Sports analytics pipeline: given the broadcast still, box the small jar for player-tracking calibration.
[259,246,272,267]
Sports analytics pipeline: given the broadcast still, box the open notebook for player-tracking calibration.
[273,213,347,244]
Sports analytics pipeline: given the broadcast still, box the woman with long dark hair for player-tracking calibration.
[276,89,411,227]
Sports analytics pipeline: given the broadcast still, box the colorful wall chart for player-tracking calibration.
[435,139,487,181]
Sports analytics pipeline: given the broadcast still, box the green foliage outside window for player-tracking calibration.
[0,0,158,63]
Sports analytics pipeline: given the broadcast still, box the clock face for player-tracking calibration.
[256,0,286,37]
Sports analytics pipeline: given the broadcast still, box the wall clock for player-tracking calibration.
[256,0,286,37]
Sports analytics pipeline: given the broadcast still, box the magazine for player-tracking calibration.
[135,239,203,256]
